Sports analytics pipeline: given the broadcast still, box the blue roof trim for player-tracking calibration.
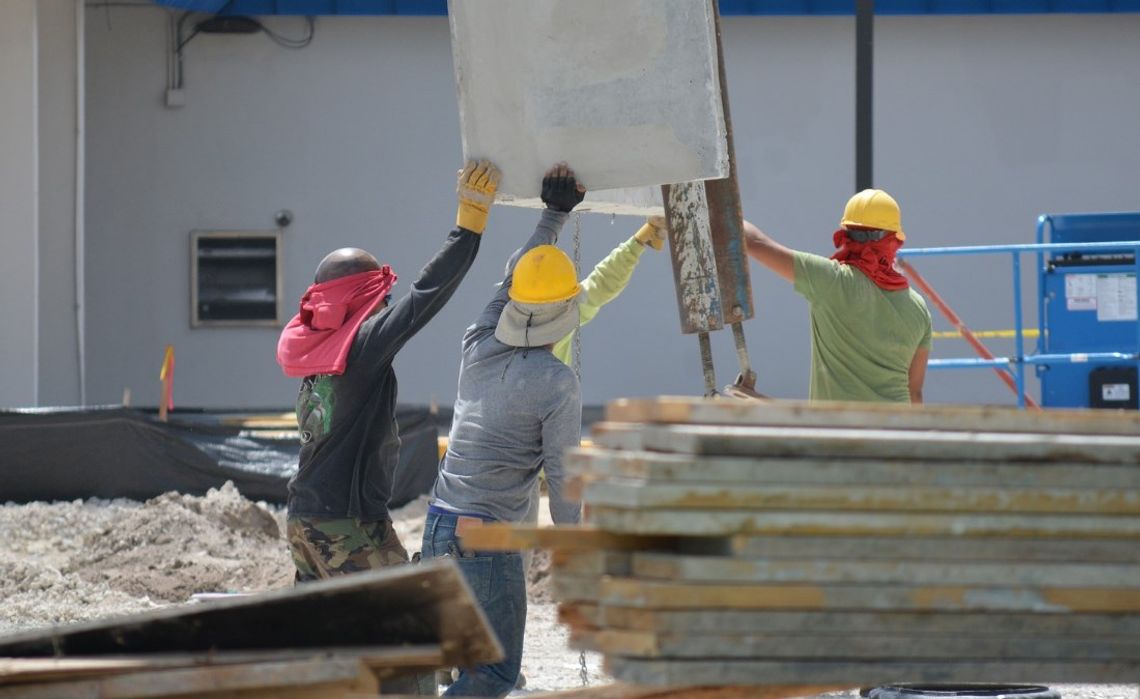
[151,0,1138,14]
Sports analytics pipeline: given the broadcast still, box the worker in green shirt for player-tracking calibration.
[744,189,932,403]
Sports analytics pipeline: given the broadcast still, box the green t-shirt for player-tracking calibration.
[793,251,932,403]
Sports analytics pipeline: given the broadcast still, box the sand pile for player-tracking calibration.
[0,483,293,632]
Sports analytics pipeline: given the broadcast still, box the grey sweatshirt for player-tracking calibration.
[429,209,583,525]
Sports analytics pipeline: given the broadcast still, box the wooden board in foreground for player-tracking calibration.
[582,481,1140,515]
[591,423,1140,464]
[0,655,379,699]
[724,535,1140,563]
[606,657,1140,687]
[458,524,680,552]
[597,577,1140,613]
[0,646,442,687]
[532,682,847,698]
[587,507,1140,539]
[584,629,1140,660]
[606,396,1140,436]
[0,560,499,669]
[562,606,1140,637]
[566,449,1140,490]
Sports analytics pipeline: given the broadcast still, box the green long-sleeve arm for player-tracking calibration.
[552,235,646,365]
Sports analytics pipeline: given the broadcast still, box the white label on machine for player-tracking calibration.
[1102,383,1132,402]
[1064,273,1097,311]
[1096,273,1137,322]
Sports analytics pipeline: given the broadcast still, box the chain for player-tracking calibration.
[572,215,588,687]
[572,212,582,381]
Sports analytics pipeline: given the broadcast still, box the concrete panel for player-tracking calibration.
[448,0,728,207]
[0,0,39,407]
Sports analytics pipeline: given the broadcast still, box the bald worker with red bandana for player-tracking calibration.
[744,189,932,403]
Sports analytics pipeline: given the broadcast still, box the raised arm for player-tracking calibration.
[472,163,586,333]
[743,219,796,284]
[354,160,500,362]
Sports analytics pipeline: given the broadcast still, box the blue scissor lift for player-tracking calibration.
[897,212,1140,409]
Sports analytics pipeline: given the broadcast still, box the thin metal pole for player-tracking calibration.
[731,321,755,386]
[1012,253,1027,409]
[698,332,717,397]
[855,0,874,191]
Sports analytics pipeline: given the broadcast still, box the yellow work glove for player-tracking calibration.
[456,159,501,234]
[634,215,668,251]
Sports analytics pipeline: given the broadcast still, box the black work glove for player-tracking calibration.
[541,170,586,213]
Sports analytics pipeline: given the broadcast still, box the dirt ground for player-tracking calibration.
[0,484,1134,698]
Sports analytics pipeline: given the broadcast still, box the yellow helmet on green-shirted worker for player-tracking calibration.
[841,189,905,241]
[509,245,580,304]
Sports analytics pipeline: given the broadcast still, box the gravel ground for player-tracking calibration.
[1,484,1135,698]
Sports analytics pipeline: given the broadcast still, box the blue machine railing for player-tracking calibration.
[897,236,1140,409]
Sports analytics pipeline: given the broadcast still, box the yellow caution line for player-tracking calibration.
[932,329,1040,339]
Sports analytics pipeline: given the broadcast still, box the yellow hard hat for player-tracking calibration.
[509,245,580,304]
[841,189,905,241]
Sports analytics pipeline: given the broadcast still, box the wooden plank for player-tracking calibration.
[552,550,632,576]
[590,607,1140,637]
[553,573,604,603]
[591,423,1140,464]
[587,506,1140,538]
[0,656,378,699]
[606,657,1140,687]
[597,577,1140,612]
[628,552,1140,587]
[566,449,1140,490]
[459,524,679,552]
[583,481,1140,515]
[605,396,1140,436]
[590,629,1140,660]
[0,560,499,669]
[528,682,843,698]
[725,535,1140,563]
[557,603,601,630]
[0,646,443,687]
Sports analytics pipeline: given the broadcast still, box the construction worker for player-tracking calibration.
[744,189,932,403]
[275,159,501,584]
[422,163,588,697]
[520,215,667,524]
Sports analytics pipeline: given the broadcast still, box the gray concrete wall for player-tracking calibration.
[37,0,81,406]
[78,9,1140,409]
[0,0,40,407]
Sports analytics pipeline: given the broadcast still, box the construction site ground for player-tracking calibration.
[1,483,1135,698]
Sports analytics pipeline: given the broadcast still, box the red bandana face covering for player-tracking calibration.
[276,267,398,378]
[831,229,909,291]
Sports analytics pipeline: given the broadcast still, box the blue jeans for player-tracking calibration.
[421,511,526,698]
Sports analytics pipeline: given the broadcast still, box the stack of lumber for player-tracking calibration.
[0,560,499,698]
[465,397,1140,690]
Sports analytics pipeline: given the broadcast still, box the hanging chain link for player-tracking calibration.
[572,212,583,381]
[572,214,589,687]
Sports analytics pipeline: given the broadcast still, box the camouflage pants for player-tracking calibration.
[287,517,409,583]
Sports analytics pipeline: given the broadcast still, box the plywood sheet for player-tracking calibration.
[606,657,1140,687]
[448,0,728,204]
[566,449,1140,490]
[605,396,1140,435]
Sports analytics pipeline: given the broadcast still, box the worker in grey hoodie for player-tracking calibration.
[422,162,586,697]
